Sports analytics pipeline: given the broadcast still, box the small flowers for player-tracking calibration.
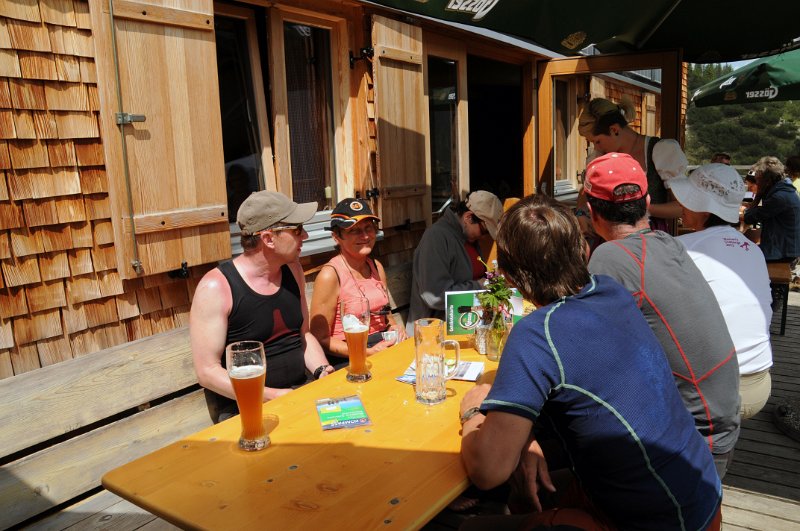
[477,259,512,330]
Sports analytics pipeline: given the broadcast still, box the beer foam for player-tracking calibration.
[342,313,368,333]
[229,365,265,379]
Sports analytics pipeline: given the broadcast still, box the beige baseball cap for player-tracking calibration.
[466,191,503,239]
[236,191,317,235]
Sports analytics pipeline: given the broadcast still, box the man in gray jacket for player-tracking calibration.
[407,191,502,335]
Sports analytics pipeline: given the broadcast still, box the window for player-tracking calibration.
[427,57,459,213]
[283,23,336,209]
[215,12,266,222]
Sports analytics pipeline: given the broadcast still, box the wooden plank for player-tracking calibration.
[0,326,197,456]
[54,195,85,223]
[66,272,100,303]
[40,0,78,27]
[2,253,41,287]
[23,198,59,226]
[44,80,89,111]
[375,44,422,65]
[79,167,108,192]
[0,286,29,318]
[10,225,45,256]
[54,53,81,82]
[0,49,22,78]
[74,0,92,29]
[103,0,215,31]
[8,139,49,168]
[12,109,36,139]
[0,317,14,349]
[33,110,59,138]
[136,287,163,315]
[83,193,110,219]
[12,308,62,344]
[0,389,211,530]
[0,200,25,229]
[36,334,73,367]
[721,504,800,530]
[0,350,12,378]
[124,204,229,235]
[73,138,103,165]
[18,51,58,80]
[0,109,16,139]
[70,219,93,247]
[158,282,188,309]
[27,489,177,531]
[68,247,93,275]
[26,279,66,312]
[53,110,98,138]
[0,0,41,22]
[39,223,73,251]
[91,243,116,271]
[87,220,111,247]
[47,139,76,166]
[10,342,40,373]
[0,19,11,48]
[8,19,52,52]
[115,290,140,321]
[722,486,800,522]
[97,269,123,296]
[10,74,48,109]
[84,296,119,327]
[78,56,96,83]
[62,300,88,334]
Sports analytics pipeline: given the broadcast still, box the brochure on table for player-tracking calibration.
[444,289,527,335]
[396,360,485,385]
[316,395,371,430]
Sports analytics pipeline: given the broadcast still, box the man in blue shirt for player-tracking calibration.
[459,194,721,530]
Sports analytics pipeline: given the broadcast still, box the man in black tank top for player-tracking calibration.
[190,191,334,422]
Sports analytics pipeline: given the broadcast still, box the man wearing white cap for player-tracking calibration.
[190,191,333,422]
[407,191,503,335]
[673,163,773,419]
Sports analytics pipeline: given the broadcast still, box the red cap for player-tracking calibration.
[584,152,648,202]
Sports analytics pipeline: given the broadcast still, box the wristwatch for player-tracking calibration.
[460,406,483,425]
[313,364,331,380]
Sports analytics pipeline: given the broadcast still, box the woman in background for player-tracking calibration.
[310,198,405,369]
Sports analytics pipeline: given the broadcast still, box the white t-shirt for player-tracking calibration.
[678,226,773,374]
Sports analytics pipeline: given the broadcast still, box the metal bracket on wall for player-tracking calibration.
[349,47,374,69]
[115,113,146,125]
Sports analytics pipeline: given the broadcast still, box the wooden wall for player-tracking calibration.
[0,0,207,379]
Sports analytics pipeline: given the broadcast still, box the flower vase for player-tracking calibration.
[486,312,510,361]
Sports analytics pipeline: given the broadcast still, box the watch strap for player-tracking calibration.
[460,406,483,425]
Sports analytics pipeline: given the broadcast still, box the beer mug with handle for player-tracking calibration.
[226,340,268,451]
[341,296,372,382]
[414,318,460,405]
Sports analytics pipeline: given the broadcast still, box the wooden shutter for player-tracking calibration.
[372,15,428,228]
[90,0,230,279]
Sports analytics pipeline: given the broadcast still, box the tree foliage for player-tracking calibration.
[685,63,800,166]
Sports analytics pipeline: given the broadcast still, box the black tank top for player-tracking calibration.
[210,261,307,417]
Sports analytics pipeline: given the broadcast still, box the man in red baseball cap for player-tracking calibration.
[585,152,741,480]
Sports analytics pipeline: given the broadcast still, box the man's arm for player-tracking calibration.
[459,384,534,490]
[744,191,786,224]
[290,261,334,378]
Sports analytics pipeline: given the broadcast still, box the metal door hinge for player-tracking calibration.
[116,112,146,125]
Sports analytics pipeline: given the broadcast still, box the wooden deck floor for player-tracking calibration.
[23,298,800,531]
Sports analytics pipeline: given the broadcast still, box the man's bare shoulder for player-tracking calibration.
[192,266,233,312]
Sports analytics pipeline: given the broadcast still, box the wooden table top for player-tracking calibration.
[102,337,497,530]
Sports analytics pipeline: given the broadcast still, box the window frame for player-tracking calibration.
[267,6,352,203]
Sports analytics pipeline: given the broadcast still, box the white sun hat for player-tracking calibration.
[669,163,746,223]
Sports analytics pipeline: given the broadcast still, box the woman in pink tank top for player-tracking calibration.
[310,199,406,368]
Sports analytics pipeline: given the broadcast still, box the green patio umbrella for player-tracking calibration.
[365,0,800,63]
[691,49,800,106]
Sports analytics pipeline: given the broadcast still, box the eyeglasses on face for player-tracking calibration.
[267,223,305,236]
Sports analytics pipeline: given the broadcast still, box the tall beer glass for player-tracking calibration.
[340,296,371,382]
[226,340,269,451]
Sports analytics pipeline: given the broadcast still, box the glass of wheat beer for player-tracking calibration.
[226,340,268,451]
[340,296,371,382]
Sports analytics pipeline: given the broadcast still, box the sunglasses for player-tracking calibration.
[268,223,304,236]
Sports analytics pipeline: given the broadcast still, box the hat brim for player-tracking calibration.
[483,219,498,240]
[329,214,380,229]
[282,201,318,224]
[669,177,740,223]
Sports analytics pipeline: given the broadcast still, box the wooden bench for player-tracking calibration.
[0,327,211,529]
[767,261,793,336]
